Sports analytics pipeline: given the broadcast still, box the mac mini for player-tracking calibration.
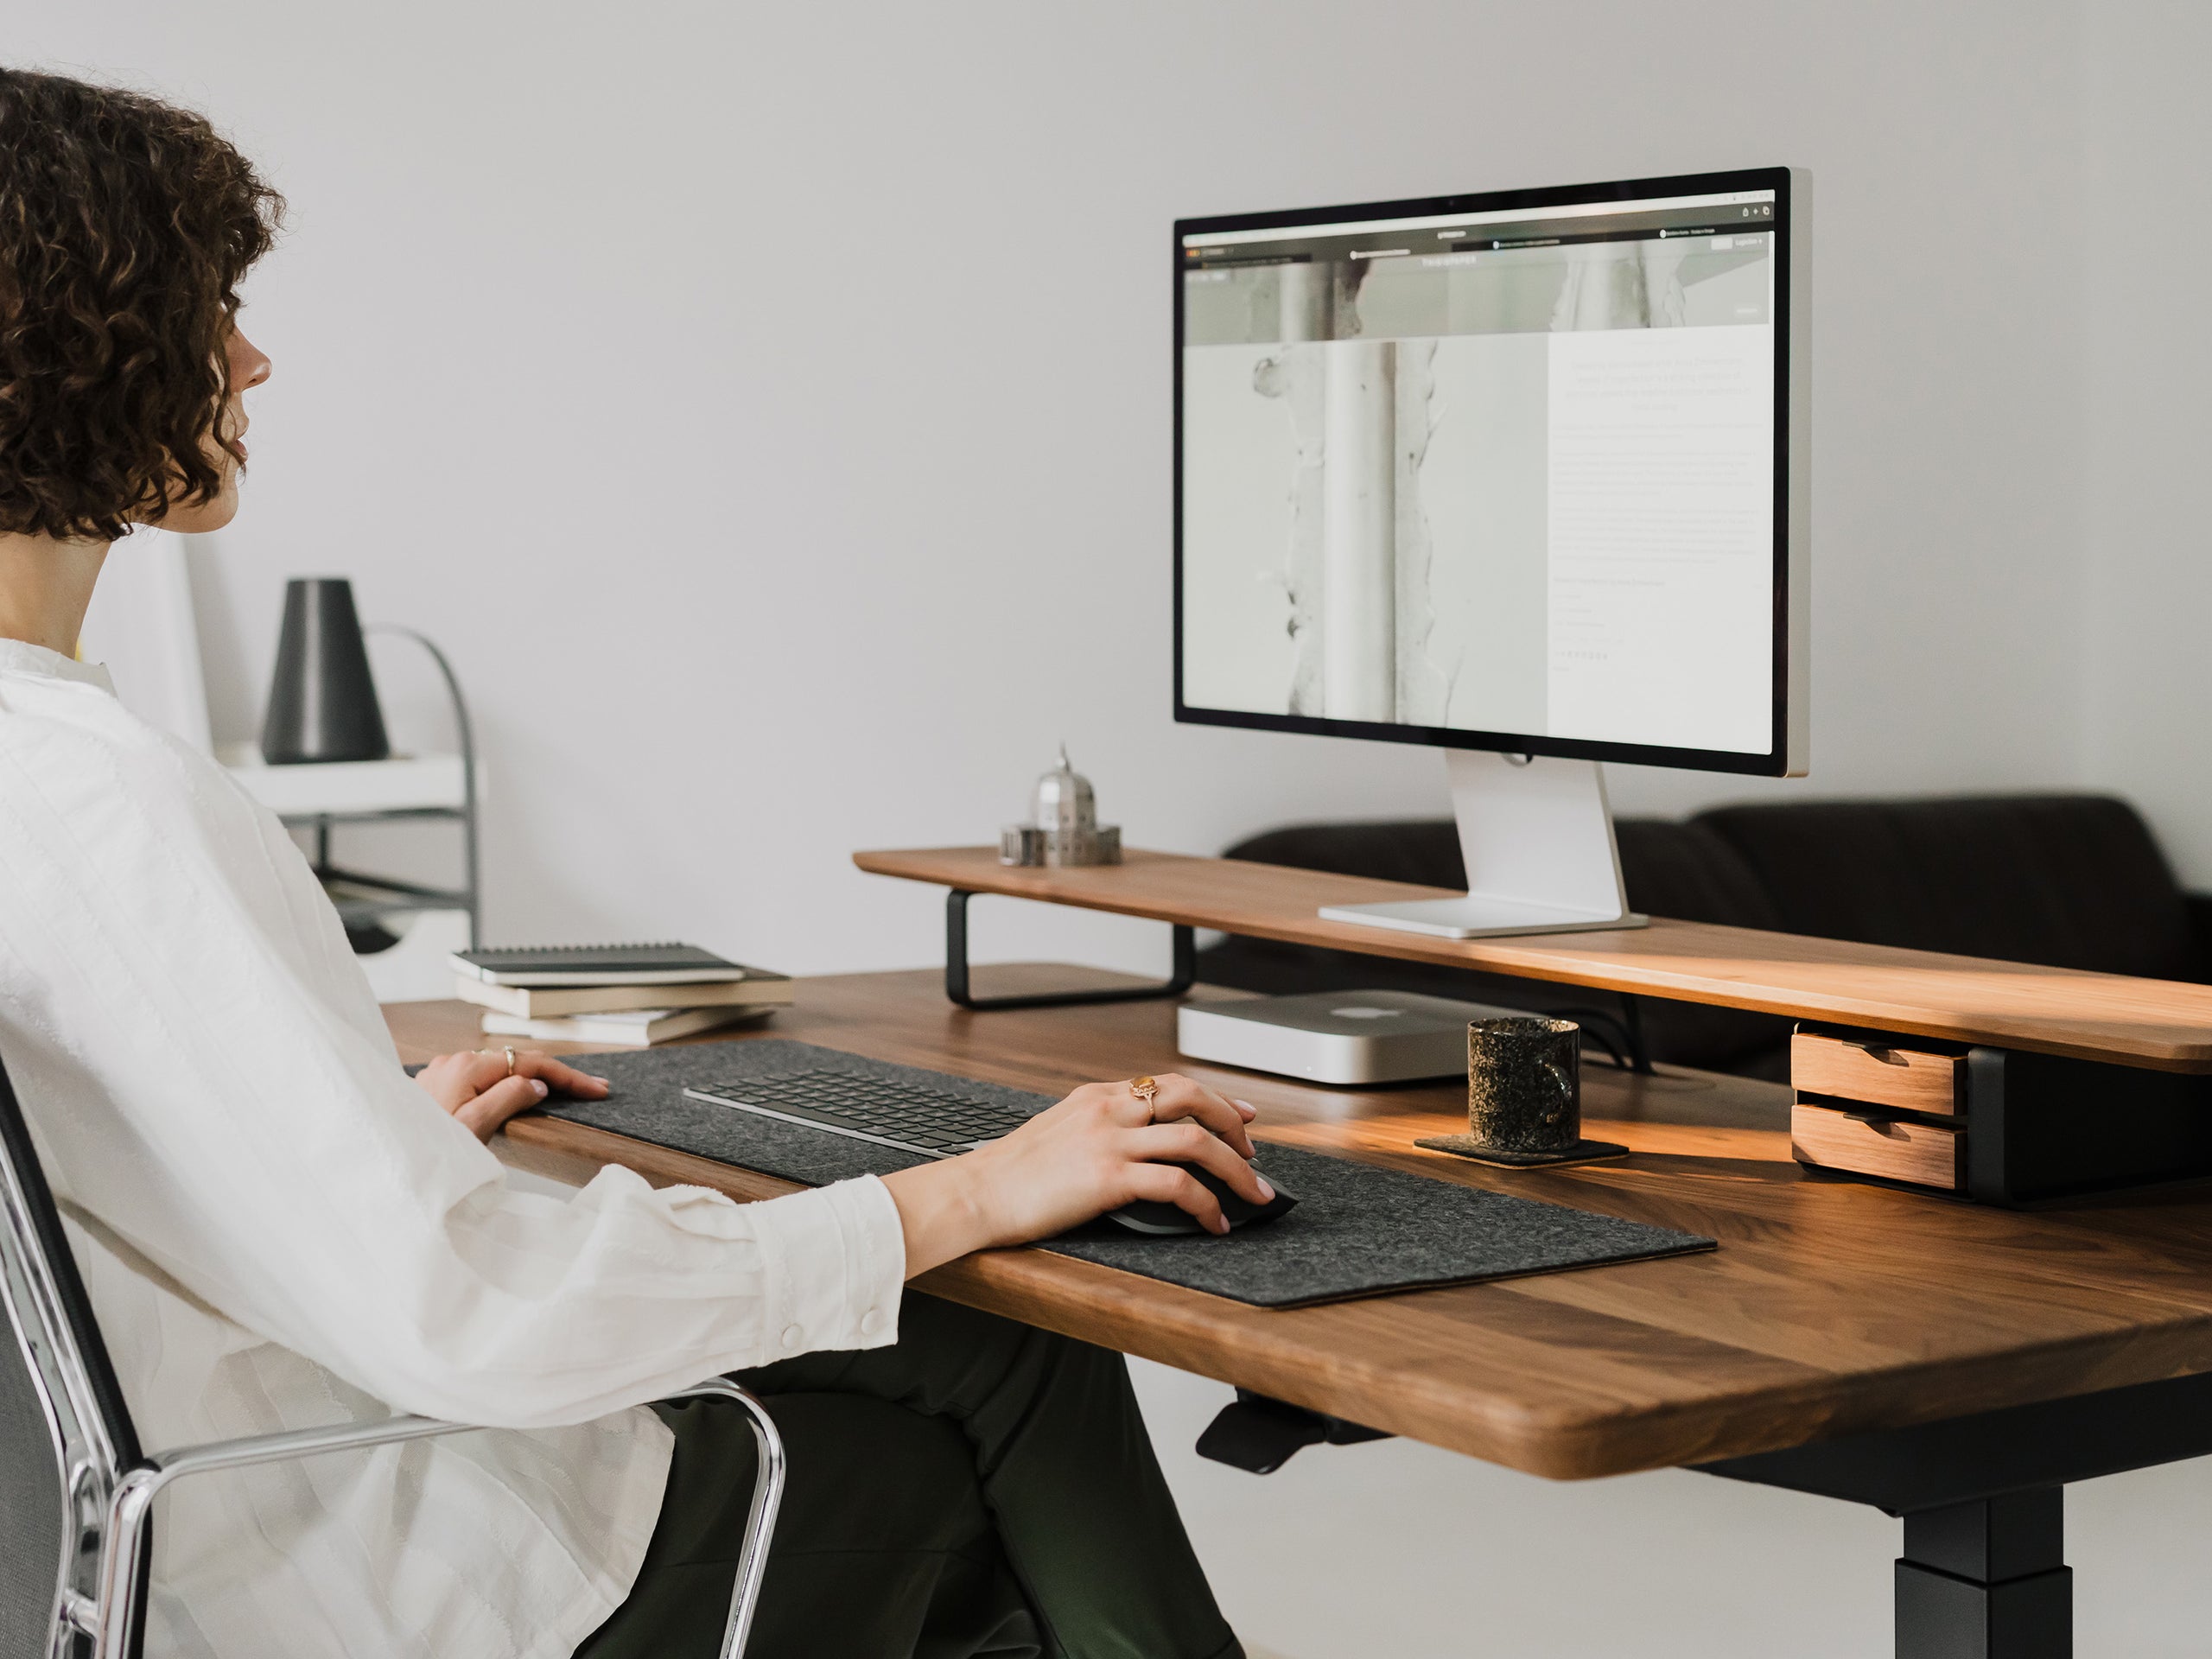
[1177,989,1520,1084]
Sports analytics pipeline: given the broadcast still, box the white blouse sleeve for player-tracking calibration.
[0,676,907,1429]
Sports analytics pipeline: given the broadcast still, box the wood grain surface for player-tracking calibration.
[1792,1031,1966,1116]
[851,846,2212,1071]
[1789,1100,1964,1189]
[390,968,2212,1483]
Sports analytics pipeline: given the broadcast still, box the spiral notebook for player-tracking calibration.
[449,942,749,988]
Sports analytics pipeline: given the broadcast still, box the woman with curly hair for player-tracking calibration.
[0,67,1260,1659]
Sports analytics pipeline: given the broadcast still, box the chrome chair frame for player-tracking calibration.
[0,1056,784,1659]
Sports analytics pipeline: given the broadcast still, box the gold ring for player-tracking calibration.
[1128,1075,1159,1121]
[503,1046,518,1077]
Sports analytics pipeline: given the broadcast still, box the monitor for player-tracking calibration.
[1174,166,1808,938]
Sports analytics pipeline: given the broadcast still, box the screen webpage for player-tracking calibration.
[1179,188,1778,754]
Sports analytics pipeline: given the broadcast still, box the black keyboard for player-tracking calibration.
[682,1069,1033,1159]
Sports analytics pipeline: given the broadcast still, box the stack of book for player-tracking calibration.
[450,943,792,1046]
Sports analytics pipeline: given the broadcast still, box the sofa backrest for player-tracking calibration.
[1692,794,2199,982]
[1219,792,2202,985]
[1221,820,1466,892]
[1616,820,1785,933]
[1219,817,1785,933]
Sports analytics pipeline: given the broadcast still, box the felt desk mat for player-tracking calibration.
[541,1039,1714,1309]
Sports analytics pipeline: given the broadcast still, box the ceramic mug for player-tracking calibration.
[1465,1015,1581,1154]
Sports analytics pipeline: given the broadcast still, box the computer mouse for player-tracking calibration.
[1105,1162,1298,1236]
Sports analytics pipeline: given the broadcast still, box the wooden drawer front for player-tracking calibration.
[1792,1102,1965,1191]
[1792,1032,1965,1116]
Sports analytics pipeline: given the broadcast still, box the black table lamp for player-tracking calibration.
[260,578,391,765]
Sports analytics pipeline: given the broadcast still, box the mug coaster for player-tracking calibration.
[1415,1134,1631,1169]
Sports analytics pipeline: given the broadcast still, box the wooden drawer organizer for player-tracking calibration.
[1791,1023,2212,1205]
[1792,1029,1969,1192]
[1792,1031,1965,1117]
[1791,1098,1966,1191]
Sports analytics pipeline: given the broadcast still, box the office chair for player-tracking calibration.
[0,1052,785,1659]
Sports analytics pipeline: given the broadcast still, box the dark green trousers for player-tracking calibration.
[574,1293,1243,1659]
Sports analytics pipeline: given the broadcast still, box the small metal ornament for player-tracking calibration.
[1001,744,1122,867]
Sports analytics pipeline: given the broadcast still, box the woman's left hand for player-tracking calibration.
[413,1048,613,1142]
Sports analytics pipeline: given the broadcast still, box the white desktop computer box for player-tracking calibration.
[1177,989,1521,1084]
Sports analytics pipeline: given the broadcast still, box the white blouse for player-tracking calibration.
[0,639,907,1658]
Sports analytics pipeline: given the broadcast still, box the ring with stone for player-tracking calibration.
[503,1046,518,1077]
[1128,1075,1160,1121]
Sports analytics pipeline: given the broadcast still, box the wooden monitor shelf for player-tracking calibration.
[852,846,2212,1076]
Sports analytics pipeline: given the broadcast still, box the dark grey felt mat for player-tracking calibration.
[542,1039,1714,1308]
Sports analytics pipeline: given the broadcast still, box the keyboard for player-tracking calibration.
[682,1068,1034,1159]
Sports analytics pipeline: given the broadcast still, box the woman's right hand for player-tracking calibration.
[880,1072,1275,1277]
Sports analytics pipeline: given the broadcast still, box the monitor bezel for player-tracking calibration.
[1172,164,1802,779]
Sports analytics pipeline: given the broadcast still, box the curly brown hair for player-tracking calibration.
[0,68,283,542]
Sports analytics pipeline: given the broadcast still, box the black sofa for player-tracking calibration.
[1194,794,2212,1081]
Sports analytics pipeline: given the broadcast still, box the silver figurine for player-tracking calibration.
[1001,744,1122,867]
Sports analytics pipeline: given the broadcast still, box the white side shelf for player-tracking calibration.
[218,744,467,817]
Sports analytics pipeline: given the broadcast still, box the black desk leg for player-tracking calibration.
[1699,1371,2212,1656]
[944,889,1197,1012]
[1897,1491,2071,1658]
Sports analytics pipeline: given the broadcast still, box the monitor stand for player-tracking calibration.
[1318,750,1648,940]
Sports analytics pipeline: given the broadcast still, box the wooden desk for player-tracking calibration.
[386,968,2212,1471]
[852,846,2212,1071]
[390,969,2212,1656]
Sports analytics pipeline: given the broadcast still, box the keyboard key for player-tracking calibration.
[687,1069,1028,1160]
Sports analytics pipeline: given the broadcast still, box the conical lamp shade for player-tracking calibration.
[260,578,391,765]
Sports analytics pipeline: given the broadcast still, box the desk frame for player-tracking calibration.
[1707,1372,2212,1656]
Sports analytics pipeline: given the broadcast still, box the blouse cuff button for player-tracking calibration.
[860,1308,887,1336]
[779,1324,804,1352]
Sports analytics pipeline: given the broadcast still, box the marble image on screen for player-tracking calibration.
[1179,234,1775,754]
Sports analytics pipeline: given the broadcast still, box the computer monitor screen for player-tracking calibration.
[1175,167,1803,776]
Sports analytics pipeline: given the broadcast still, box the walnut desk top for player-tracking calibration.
[387,969,2212,1483]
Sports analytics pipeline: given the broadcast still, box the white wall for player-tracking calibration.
[2081,1,2212,885]
[26,0,2101,981]
[19,5,2212,1656]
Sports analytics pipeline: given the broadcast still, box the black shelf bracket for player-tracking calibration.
[1620,994,1653,1073]
[944,888,1196,1012]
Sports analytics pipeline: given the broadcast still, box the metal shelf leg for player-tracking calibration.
[945,889,1195,1012]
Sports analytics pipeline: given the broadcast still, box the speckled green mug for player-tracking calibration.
[1466,1015,1580,1154]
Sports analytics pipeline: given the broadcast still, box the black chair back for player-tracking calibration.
[0,1052,143,1657]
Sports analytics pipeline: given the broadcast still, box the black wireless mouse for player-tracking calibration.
[1104,1162,1298,1236]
